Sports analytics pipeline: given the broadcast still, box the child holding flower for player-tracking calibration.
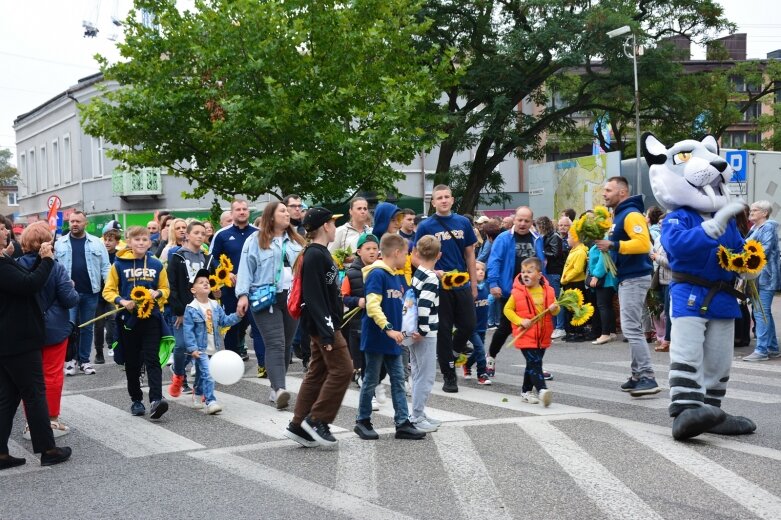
[503,257,559,406]
[103,226,170,419]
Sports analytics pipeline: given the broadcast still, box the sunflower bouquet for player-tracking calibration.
[441,271,470,290]
[570,206,617,276]
[512,288,595,340]
[332,246,353,271]
[210,254,234,290]
[716,239,767,319]
[130,286,155,319]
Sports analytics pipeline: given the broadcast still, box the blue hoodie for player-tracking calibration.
[372,202,401,238]
[609,194,653,282]
[17,253,79,344]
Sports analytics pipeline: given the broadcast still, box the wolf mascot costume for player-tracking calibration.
[642,132,757,441]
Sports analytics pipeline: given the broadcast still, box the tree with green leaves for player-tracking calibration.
[0,149,18,186]
[82,0,451,203]
[419,0,733,213]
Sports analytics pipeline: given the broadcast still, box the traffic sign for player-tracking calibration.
[725,150,747,183]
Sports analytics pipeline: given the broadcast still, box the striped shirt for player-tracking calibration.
[412,266,439,336]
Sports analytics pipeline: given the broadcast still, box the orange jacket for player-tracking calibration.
[504,274,557,349]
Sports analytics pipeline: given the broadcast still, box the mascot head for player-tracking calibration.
[641,133,733,213]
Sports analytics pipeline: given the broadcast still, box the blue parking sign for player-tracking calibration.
[726,150,747,182]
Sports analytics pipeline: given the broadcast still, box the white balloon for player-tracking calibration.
[210,350,245,385]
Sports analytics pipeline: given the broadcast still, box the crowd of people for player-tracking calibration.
[2,176,780,465]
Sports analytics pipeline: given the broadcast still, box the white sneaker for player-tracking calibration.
[79,363,96,375]
[371,397,380,411]
[206,401,223,415]
[107,348,114,357]
[412,418,438,433]
[268,389,277,403]
[275,389,291,410]
[423,414,442,427]
[375,384,387,404]
[538,388,553,407]
[64,361,77,376]
[551,329,566,339]
[521,391,539,404]
[193,395,204,409]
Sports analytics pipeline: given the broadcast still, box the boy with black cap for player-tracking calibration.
[284,207,354,448]
[183,269,243,414]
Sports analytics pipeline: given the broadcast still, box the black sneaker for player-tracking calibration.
[240,352,250,362]
[94,350,105,364]
[301,416,337,447]
[150,399,169,419]
[543,371,553,381]
[442,373,458,393]
[181,383,193,395]
[40,447,72,467]
[395,420,426,440]
[620,377,638,392]
[629,377,661,397]
[354,419,379,440]
[284,421,319,448]
[130,401,146,416]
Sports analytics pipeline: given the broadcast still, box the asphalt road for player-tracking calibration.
[3,302,781,520]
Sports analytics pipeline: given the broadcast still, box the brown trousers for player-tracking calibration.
[292,330,352,425]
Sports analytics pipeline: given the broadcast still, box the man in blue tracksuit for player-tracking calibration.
[209,199,266,368]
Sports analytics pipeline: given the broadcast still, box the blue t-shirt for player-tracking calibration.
[210,224,258,272]
[414,213,477,272]
[361,266,405,355]
[70,235,92,294]
[474,282,489,332]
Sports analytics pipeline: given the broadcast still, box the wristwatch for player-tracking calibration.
[383,323,393,332]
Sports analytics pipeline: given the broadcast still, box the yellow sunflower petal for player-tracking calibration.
[742,252,765,274]
[716,245,731,271]
[743,239,762,255]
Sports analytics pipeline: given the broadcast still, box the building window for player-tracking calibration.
[28,148,37,193]
[7,192,18,206]
[63,135,72,183]
[18,153,26,197]
[723,131,760,148]
[39,144,48,190]
[92,136,104,177]
[52,139,60,186]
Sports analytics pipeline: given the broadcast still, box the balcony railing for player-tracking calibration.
[112,167,164,198]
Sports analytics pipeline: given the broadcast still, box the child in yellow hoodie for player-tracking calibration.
[560,231,589,342]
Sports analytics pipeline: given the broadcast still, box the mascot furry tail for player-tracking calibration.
[642,132,757,441]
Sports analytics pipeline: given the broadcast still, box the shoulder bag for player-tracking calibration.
[249,241,286,313]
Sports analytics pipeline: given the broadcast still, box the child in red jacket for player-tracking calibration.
[504,257,559,407]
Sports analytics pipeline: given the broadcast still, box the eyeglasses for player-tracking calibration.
[287,204,302,209]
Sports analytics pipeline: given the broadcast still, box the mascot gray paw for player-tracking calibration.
[706,414,756,435]
[672,406,727,440]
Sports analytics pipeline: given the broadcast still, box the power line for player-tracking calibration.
[0,51,99,70]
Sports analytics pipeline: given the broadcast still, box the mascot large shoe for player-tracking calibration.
[642,132,757,441]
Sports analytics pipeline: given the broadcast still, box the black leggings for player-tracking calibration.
[120,318,163,403]
[521,348,547,393]
[437,287,476,377]
[595,286,616,336]
[488,296,511,358]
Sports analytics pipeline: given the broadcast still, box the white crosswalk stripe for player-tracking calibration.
[0,439,49,477]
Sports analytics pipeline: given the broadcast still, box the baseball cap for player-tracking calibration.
[302,207,343,232]
[102,220,122,234]
[476,215,490,224]
[356,233,379,250]
[193,268,211,283]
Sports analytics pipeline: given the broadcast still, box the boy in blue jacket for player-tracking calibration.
[183,269,243,415]
[354,234,425,441]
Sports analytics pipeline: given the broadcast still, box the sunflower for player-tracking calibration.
[215,266,231,287]
[729,255,746,270]
[743,239,762,255]
[716,245,731,271]
[570,302,595,327]
[450,272,470,288]
[130,286,152,302]
[209,275,219,290]
[557,288,584,311]
[219,254,234,273]
[742,252,766,275]
[136,298,154,319]
[441,272,455,290]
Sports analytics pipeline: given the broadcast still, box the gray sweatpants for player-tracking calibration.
[408,335,437,422]
[251,290,298,392]
[618,275,655,379]
[668,316,733,417]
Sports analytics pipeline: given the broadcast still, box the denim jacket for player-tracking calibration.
[183,299,241,353]
[55,232,110,294]
[235,231,303,298]
[747,219,781,291]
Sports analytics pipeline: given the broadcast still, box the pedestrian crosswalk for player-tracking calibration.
[6,357,781,520]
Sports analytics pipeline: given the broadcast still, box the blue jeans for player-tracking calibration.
[70,292,100,364]
[754,288,779,355]
[466,331,488,376]
[547,274,564,329]
[357,351,408,425]
[169,312,190,379]
[192,351,216,404]
[487,294,500,327]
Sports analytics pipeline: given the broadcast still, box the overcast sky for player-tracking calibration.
[2,0,780,165]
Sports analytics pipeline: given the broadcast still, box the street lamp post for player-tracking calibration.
[607,25,641,195]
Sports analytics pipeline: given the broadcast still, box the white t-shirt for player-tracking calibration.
[195,300,217,355]
[273,236,293,292]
